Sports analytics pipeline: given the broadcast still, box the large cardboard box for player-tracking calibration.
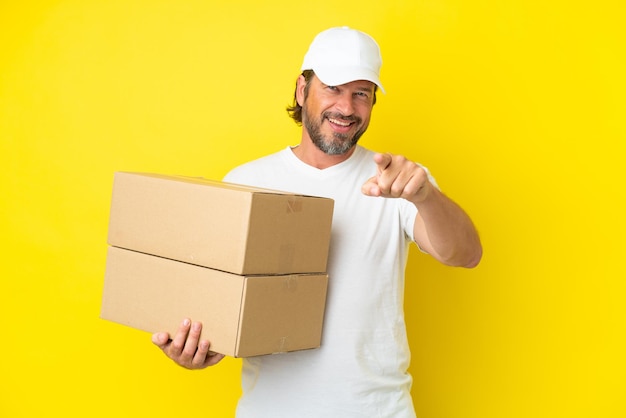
[101,246,329,358]
[107,172,334,275]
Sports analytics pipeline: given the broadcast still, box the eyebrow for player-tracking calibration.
[356,84,375,94]
[321,80,374,93]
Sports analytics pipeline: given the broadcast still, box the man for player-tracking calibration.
[152,26,482,417]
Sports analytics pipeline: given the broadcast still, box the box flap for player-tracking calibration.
[118,172,327,199]
[243,193,334,274]
[235,274,329,357]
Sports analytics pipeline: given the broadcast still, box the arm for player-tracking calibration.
[152,318,225,369]
[362,153,482,268]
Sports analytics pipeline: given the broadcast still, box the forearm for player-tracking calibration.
[412,186,482,268]
[360,152,482,267]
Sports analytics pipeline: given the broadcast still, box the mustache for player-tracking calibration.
[323,112,361,124]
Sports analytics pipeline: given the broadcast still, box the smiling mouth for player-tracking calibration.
[328,117,352,127]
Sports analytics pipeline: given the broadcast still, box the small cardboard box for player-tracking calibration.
[107,172,334,275]
[101,246,329,357]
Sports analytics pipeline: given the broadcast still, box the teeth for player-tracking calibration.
[328,117,351,127]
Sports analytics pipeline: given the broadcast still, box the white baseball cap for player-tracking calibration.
[301,26,385,94]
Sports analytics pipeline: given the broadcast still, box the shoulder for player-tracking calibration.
[223,147,289,183]
[353,144,376,161]
[346,145,377,173]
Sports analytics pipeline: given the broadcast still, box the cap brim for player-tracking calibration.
[311,66,386,94]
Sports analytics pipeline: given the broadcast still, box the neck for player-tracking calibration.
[291,135,357,169]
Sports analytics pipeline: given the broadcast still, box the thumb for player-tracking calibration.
[152,332,170,348]
[361,175,381,197]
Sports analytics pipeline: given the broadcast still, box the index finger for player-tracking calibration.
[169,318,192,355]
[373,153,392,173]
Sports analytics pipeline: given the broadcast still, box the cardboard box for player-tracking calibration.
[101,246,329,357]
[107,172,334,275]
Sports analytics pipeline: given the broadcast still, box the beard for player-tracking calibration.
[302,108,368,156]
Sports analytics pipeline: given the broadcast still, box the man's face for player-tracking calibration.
[300,76,375,156]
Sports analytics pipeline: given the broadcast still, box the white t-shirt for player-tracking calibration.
[223,145,432,418]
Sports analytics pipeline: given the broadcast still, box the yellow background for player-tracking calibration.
[1,1,624,417]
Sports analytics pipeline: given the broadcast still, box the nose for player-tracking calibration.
[334,92,355,116]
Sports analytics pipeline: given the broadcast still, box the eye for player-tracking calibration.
[355,91,370,100]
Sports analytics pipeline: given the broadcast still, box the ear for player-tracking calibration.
[295,74,307,107]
